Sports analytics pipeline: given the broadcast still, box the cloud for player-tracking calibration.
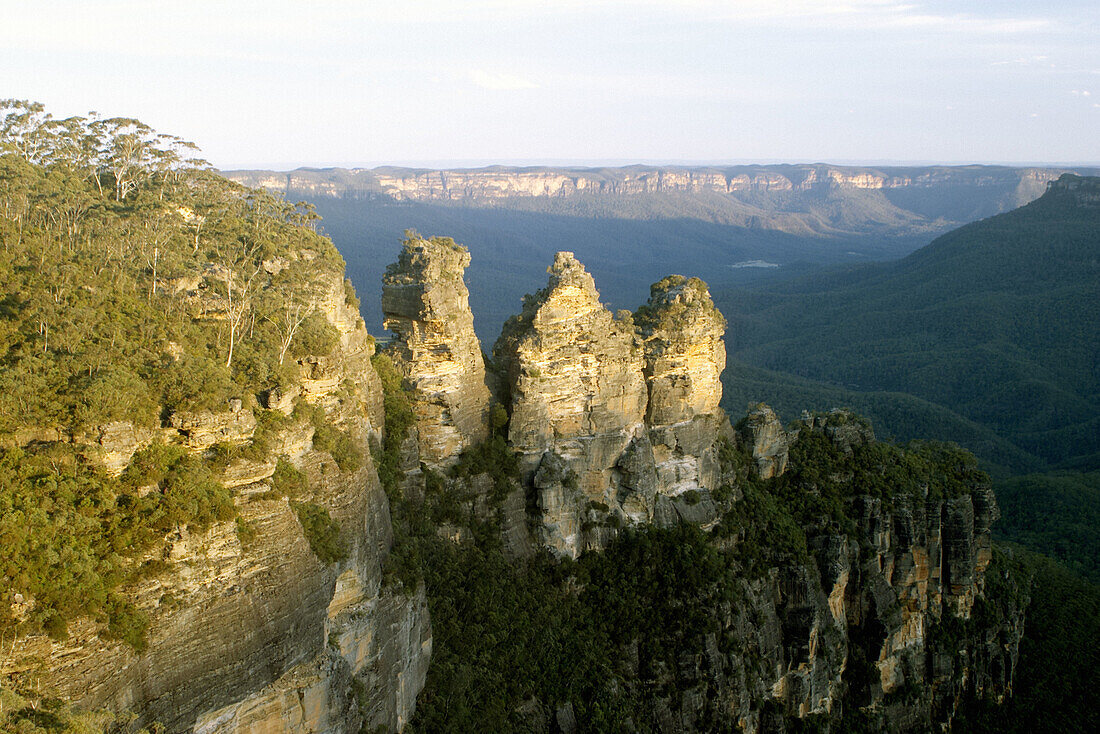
[469,70,539,91]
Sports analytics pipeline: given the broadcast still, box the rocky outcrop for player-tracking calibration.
[382,235,491,465]
[635,275,726,426]
[741,404,792,479]
[71,420,160,476]
[522,411,1021,733]
[493,253,734,557]
[494,252,647,556]
[746,413,1018,728]
[636,275,731,530]
[497,251,647,457]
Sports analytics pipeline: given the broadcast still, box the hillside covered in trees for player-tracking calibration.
[720,175,1100,476]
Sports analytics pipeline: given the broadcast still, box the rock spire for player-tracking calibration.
[382,234,491,465]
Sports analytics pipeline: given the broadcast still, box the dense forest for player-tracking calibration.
[717,177,1100,475]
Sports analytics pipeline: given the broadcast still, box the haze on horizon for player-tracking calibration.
[2,0,1098,170]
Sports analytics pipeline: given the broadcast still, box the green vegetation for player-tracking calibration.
[269,456,308,499]
[956,548,1100,734]
[0,441,232,647]
[399,417,993,731]
[0,99,343,435]
[633,274,725,334]
[994,470,1100,583]
[721,359,1041,477]
[311,422,363,473]
[0,101,355,652]
[720,176,1100,473]
[370,353,415,498]
[0,686,120,733]
[235,516,257,546]
[409,522,747,732]
[291,501,347,564]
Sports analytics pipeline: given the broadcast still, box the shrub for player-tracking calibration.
[292,501,347,563]
[270,457,308,498]
[290,312,340,358]
[312,423,363,473]
[104,596,150,652]
[236,516,258,546]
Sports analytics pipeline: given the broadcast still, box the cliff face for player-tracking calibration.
[381,235,491,466]
[225,164,1089,205]
[726,415,1020,730]
[3,265,430,733]
[374,241,1022,731]
[493,413,1021,733]
[4,217,1025,733]
[493,252,648,556]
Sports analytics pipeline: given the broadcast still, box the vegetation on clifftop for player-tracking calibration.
[0,100,353,650]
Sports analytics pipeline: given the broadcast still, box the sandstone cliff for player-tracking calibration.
[3,224,1026,734]
[373,241,1021,731]
[489,411,1021,734]
[3,261,430,733]
[381,234,492,466]
[225,164,1088,208]
[714,412,1019,730]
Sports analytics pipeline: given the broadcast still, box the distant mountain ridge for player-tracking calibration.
[224,163,1098,238]
[223,164,1099,343]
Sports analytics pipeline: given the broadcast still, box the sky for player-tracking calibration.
[2,0,1098,169]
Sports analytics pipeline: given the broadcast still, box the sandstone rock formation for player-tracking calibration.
[635,275,732,529]
[719,410,1017,727]
[742,404,792,479]
[494,252,647,556]
[635,275,726,426]
[496,251,647,457]
[493,253,733,557]
[3,225,1026,733]
[382,235,491,465]
[547,410,1016,732]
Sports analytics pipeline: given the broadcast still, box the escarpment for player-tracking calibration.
[3,219,1023,734]
[3,258,430,733]
[377,243,1023,732]
[1,104,1033,734]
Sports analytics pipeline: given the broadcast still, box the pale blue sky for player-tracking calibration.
[2,0,1097,168]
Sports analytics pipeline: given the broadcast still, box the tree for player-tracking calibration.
[0,99,51,163]
[92,117,177,202]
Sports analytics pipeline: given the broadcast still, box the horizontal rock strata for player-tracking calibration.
[382,235,491,466]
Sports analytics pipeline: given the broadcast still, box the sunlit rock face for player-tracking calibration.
[382,235,491,466]
[494,252,648,556]
[496,251,647,456]
[493,253,734,557]
[635,275,731,530]
[635,274,726,426]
